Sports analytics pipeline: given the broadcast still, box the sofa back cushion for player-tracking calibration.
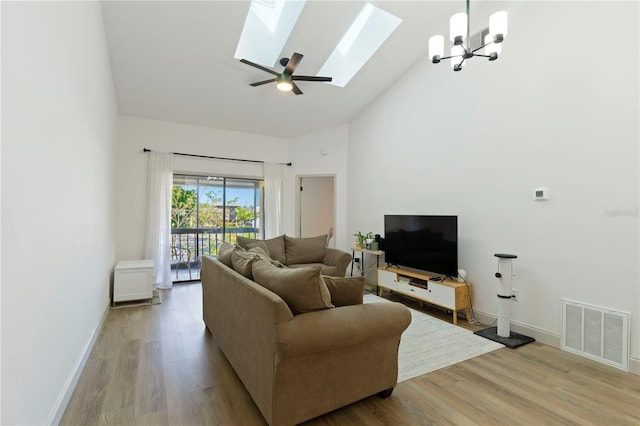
[252,259,334,314]
[237,235,286,264]
[284,234,327,265]
[217,241,235,267]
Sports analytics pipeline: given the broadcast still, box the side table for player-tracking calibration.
[351,248,384,284]
[113,259,155,304]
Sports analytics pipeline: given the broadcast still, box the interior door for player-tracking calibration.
[299,176,335,247]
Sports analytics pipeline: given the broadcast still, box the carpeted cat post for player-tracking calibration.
[474,253,535,348]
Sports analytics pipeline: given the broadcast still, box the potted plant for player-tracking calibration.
[354,231,374,249]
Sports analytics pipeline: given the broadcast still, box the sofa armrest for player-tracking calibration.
[275,302,411,358]
[322,248,352,277]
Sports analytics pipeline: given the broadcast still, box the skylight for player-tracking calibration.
[318,3,401,87]
[234,0,306,67]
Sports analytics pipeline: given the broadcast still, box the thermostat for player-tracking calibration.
[533,187,550,200]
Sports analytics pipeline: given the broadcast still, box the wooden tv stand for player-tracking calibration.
[377,266,472,325]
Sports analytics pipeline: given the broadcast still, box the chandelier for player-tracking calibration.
[428,0,508,71]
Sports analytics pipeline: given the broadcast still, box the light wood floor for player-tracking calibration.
[61,283,640,425]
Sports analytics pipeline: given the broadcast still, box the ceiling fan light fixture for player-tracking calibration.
[276,75,293,91]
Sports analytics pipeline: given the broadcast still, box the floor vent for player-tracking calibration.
[562,299,629,371]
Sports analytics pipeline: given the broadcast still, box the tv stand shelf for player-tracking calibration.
[377,266,472,325]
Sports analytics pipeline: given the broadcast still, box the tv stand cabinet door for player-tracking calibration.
[426,281,455,308]
[378,269,397,291]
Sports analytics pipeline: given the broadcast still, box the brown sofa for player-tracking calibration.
[201,252,411,426]
[237,234,352,277]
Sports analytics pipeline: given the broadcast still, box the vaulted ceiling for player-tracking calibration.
[101,1,486,138]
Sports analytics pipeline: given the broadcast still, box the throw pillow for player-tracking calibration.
[322,276,365,307]
[217,241,235,267]
[284,234,327,265]
[252,259,334,314]
[231,248,259,279]
[237,235,286,264]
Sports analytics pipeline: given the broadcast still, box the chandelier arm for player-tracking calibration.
[439,54,464,60]
[474,53,492,58]
[471,42,491,54]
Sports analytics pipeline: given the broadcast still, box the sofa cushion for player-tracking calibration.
[252,259,334,314]
[217,241,235,267]
[237,235,286,264]
[322,276,365,307]
[288,263,338,277]
[231,248,262,279]
[284,234,327,265]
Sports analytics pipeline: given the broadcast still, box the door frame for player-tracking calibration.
[295,174,337,245]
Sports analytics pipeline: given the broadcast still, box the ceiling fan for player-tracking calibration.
[240,52,332,95]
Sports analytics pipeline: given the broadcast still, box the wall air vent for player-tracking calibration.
[562,299,629,371]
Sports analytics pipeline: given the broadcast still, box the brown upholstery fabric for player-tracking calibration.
[252,259,334,314]
[322,248,353,277]
[288,262,338,276]
[231,248,258,279]
[322,275,365,306]
[236,235,351,276]
[237,235,286,264]
[201,255,412,426]
[217,241,235,267]
[284,234,327,264]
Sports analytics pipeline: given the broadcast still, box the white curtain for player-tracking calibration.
[263,162,286,239]
[144,151,173,289]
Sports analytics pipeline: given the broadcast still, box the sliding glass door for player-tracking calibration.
[171,174,263,282]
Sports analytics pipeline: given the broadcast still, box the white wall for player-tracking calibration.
[1,2,118,424]
[287,124,349,251]
[348,1,639,362]
[116,116,289,261]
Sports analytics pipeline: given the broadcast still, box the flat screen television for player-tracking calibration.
[384,215,458,277]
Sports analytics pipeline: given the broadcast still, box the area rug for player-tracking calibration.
[111,289,162,309]
[364,294,504,382]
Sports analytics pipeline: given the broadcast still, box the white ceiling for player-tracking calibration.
[101,1,475,139]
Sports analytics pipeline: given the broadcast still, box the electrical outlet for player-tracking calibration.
[512,288,518,301]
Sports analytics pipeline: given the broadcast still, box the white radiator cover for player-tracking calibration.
[562,299,630,371]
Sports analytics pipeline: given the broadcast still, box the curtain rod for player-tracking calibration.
[142,148,292,167]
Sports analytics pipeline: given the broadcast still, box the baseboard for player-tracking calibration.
[48,299,111,425]
[472,309,639,376]
[471,309,560,348]
[629,356,640,375]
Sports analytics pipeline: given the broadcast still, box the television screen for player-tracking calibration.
[384,215,458,277]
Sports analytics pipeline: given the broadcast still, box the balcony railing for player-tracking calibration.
[170,227,260,281]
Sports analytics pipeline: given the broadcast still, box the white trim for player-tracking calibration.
[471,309,560,348]
[48,299,111,425]
[629,356,640,376]
[470,308,639,376]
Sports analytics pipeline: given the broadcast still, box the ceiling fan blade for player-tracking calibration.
[284,52,303,75]
[291,82,303,95]
[240,59,279,76]
[249,78,276,87]
[292,76,333,82]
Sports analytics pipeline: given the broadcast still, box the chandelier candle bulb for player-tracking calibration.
[429,35,444,62]
[449,12,467,44]
[484,34,501,60]
[489,11,508,42]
